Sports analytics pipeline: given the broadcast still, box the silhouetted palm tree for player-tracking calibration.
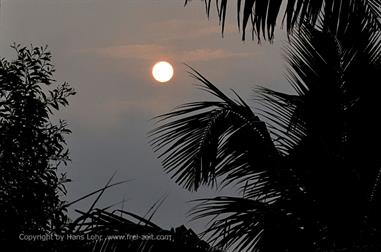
[185,0,381,41]
[151,3,381,251]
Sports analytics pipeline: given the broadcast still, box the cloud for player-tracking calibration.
[145,19,238,42]
[82,43,256,63]
[82,44,168,61]
[178,48,255,62]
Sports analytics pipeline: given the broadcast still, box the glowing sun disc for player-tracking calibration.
[152,61,174,83]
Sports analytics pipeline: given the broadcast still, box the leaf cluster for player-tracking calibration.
[0,44,75,242]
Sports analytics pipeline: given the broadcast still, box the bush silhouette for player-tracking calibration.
[0,44,75,242]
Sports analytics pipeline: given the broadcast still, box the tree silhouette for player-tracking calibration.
[0,45,75,243]
[185,0,381,41]
[151,2,381,251]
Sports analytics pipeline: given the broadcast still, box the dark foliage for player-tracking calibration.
[0,45,75,245]
[52,176,222,252]
[151,2,381,251]
[185,0,381,41]
[60,208,221,252]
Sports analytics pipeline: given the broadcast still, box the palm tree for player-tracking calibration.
[150,2,381,251]
[185,0,381,41]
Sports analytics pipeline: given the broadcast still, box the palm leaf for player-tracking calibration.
[150,67,280,191]
[190,196,314,251]
[185,0,381,41]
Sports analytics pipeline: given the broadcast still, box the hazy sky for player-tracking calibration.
[0,0,292,232]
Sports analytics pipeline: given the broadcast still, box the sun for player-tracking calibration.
[152,61,174,83]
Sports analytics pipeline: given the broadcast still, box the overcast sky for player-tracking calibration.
[0,0,292,232]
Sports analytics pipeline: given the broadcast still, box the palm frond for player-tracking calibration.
[255,87,304,155]
[190,196,313,252]
[190,196,267,251]
[150,67,279,191]
[185,0,381,41]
